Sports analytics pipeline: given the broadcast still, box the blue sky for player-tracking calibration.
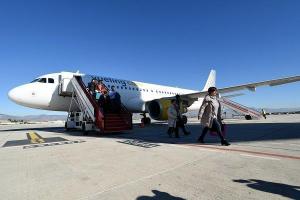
[1,0,300,116]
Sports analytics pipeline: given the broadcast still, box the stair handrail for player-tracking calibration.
[73,76,105,131]
[220,97,262,118]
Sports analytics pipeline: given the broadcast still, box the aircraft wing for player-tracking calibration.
[180,75,300,100]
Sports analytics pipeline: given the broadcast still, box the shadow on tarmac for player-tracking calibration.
[1,122,300,145]
[136,190,186,200]
[233,179,300,200]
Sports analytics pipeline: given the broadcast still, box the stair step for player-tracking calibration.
[105,123,130,128]
[105,122,130,126]
[105,117,124,120]
[105,120,125,124]
[104,126,131,132]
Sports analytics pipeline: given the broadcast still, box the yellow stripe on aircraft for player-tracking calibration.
[28,132,45,144]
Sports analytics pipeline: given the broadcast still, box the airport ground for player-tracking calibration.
[0,114,299,200]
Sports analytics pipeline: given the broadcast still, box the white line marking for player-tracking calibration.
[240,153,280,161]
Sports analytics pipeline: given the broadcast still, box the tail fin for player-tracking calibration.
[202,69,216,91]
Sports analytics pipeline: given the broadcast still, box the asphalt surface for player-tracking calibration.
[0,114,299,200]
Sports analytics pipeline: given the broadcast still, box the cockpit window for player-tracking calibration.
[48,78,54,83]
[38,78,47,83]
[31,77,54,83]
[31,79,39,83]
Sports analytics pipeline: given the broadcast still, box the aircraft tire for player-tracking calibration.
[141,117,151,125]
[82,122,88,135]
[245,115,252,120]
[65,122,70,131]
[145,117,151,124]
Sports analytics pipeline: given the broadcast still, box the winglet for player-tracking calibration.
[202,69,216,91]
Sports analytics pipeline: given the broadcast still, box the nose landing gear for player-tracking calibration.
[141,113,151,125]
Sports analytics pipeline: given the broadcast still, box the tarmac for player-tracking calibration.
[0,114,299,200]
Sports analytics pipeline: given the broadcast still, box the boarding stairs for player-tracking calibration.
[219,97,263,120]
[67,76,132,133]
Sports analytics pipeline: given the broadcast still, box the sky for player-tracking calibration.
[0,0,300,116]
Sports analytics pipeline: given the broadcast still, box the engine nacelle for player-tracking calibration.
[147,99,187,120]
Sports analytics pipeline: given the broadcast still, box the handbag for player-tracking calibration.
[210,122,226,136]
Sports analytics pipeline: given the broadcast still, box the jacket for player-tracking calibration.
[167,104,178,128]
[198,95,222,128]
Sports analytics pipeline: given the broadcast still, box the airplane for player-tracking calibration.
[8,70,300,132]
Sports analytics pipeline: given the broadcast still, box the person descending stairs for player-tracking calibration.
[68,76,132,133]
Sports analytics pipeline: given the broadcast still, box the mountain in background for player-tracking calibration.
[0,114,66,121]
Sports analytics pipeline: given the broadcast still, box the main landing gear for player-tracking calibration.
[245,115,252,120]
[141,113,151,125]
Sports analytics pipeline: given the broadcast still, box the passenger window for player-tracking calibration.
[38,78,47,83]
[48,78,54,83]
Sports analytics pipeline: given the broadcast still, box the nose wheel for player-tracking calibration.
[140,113,151,125]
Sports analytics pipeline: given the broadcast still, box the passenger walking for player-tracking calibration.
[197,87,230,146]
[174,102,190,137]
[167,99,178,137]
[109,86,121,112]
[98,90,111,113]
[97,79,107,94]
[174,95,190,136]
[88,79,98,98]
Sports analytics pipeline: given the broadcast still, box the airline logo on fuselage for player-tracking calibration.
[96,76,137,87]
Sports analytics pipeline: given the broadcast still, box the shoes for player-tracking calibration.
[221,140,230,146]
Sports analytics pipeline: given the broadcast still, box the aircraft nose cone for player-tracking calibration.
[8,87,18,102]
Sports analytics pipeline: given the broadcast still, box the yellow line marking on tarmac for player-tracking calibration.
[28,132,45,144]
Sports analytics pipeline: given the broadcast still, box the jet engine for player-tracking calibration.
[147,99,187,121]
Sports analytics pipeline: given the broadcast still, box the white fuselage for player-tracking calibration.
[8,72,203,113]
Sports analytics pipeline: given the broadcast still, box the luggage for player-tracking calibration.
[210,122,226,136]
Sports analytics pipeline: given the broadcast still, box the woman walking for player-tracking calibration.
[197,87,230,146]
[167,99,178,138]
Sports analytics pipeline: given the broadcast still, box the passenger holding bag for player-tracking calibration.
[197,87,230,146]
[167,99,178,137]
[174,95,191,137]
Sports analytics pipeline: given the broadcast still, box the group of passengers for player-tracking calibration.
[167,95,191,138]
[87,78,121,113]
[167,87,230,146]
